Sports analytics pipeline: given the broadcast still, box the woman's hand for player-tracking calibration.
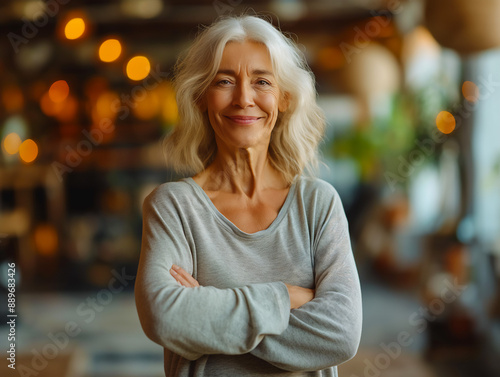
[170,264,200,288]
[285,284,315,309]
[170,265,314,309]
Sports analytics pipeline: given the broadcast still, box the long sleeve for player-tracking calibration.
[134,187,291,360]
[250,187,362,371]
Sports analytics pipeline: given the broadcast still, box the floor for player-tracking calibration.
[1,279,497,377]
[0,292,164,377]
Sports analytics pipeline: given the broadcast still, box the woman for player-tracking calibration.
[135,15,362,376]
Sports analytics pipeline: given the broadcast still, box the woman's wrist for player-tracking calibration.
[285,283,315,309]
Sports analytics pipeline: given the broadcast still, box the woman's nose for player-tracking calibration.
[232,82,254,108]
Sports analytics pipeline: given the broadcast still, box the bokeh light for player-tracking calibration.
[126,56,151,81]
[55,95,79,122]
[436,111,456,134]
[2,116,29,141]
[13,0,46,20]
[99,39,122,63]
[16,41,53,72]
[48,80,70,103]
[159,83,178,126]
[33,223,59,256]
[92,91,120,123]
[121,0,164,19]
[2,133,22,155]
[64,17,85,40]
[19,139,38,163]
[462,81,480,103]
[133,90,161,120]
[40,92,58,116]
[41,91,78,122]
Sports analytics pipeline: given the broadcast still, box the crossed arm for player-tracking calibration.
[170,264,315,309]
[136,186,362,371]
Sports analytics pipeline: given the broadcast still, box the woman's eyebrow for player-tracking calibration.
[216,69,274,76]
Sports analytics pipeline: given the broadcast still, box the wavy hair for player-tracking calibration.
[163,15,325,184]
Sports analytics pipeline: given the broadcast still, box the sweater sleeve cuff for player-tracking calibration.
[269,281,291,330]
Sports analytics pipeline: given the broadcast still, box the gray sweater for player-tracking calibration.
[135,175,362,376]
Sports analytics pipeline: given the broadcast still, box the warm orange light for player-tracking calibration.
[48,80,69,103]
[99,39,122,63]
[3,133,22,155]
[19,139,38,163]
[40,92,57,116]
[462,81,480,103]
[436,111,456,134]
[162,92,178,125]
[54,95,78,122]
[64,17,85,40]
[133,90,160,120]
[33,223,58,256]
[41,90,77,121]
[92,91,119,123]
[126,56,151,81]
[158,83,178,126]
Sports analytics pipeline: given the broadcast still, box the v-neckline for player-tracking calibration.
[183,176,299,238]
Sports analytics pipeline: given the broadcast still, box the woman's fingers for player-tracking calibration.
[285,284,315,309]
[170,264,200,288]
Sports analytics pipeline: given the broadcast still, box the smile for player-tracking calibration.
[225,116,262,125]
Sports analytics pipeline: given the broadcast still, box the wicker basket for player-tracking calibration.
[425,0,500,54]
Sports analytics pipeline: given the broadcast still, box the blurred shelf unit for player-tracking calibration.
[0,164,65,280]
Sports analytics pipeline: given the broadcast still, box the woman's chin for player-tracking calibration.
[228,137,270,151]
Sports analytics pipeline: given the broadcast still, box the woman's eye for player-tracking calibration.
[217,79,231,86]
[257,80,270,86]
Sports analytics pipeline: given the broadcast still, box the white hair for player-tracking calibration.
[163,15,325,184]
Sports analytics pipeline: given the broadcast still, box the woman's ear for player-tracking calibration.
[279,92,290,112]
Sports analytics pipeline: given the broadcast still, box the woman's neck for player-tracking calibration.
[195,148,287,198]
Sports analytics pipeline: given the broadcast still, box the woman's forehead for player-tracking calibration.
[218,40,273,72]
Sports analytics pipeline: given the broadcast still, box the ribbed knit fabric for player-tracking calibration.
[135,175,362,376]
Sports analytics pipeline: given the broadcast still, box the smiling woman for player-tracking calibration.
[135,15,362,377]
[204,41,287,151]
[163,15,325,183]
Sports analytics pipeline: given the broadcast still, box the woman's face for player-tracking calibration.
[204,40,287,152]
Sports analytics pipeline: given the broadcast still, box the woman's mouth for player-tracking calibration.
[225,116,261,125]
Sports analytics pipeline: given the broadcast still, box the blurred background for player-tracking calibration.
[1,0,500,376]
